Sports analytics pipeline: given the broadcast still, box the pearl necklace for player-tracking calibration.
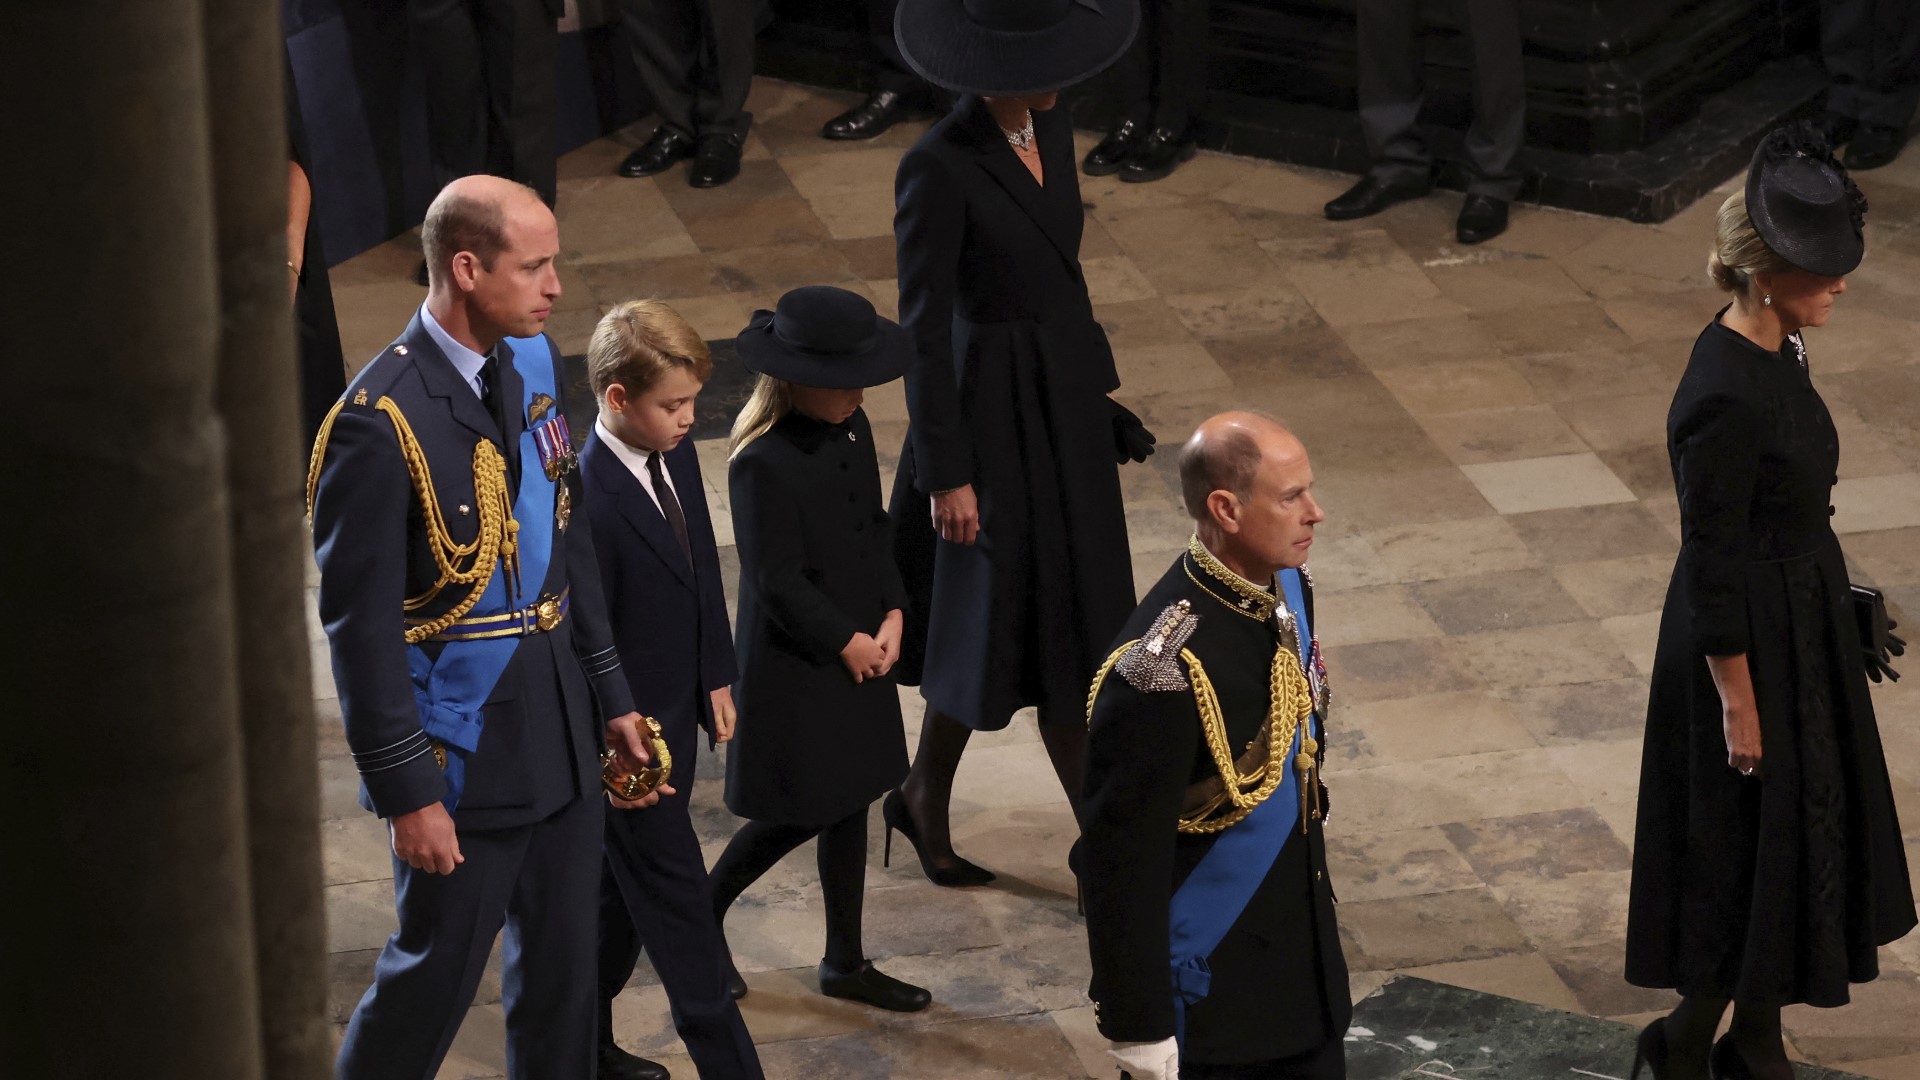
[1000,110,1035,151]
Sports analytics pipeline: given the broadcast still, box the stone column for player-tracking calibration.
[201,0,332,1076]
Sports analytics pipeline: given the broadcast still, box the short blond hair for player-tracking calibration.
[588,300,713,398]
[1707,190,1797,294]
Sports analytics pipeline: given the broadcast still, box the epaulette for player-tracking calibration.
[1114,600,1200,692]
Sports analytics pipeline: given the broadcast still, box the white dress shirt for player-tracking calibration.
[419,303,490,399]
[594,417,682,515]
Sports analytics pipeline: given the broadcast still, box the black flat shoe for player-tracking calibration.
[1456,194,1510,244]
[1083,118,1147,177]
[1819,111,1858,148]
[1120,126,1197,184]
[723,951,748,1001]
[1324,174,1433,221]
[618,125,695,178]
[1845,123,1909,170]
[688,132,744,188]
[818,960,932,1012]
[881,788,995,887]
[1709,1035,1755,1080]
[822,90,916,141]
[597,1042,670,1080]
[1630,1018,1669,1080]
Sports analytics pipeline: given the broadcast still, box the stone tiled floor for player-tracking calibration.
[316,79,1920,1078]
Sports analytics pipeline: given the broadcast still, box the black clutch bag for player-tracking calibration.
[1851,584,1905,683]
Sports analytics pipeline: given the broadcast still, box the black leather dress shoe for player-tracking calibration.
[1456,194,1510,244]
[597,1042,670,1080]
[1083,118,1146,177]
[723,951,748,1000]
[1820,111,1859,148]
[1846,123,1910,170]
[688,132,744,188]
[617,125,696,178]
[1323,174,1433,221]
[818,960,932,1012]
[1120,126,1197,184]
[822,90,915,141]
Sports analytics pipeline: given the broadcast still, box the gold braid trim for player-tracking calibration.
[1087,634,1318,835]
[305,394,520,645]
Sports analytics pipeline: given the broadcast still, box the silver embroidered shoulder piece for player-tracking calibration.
[1115,600,1200,692]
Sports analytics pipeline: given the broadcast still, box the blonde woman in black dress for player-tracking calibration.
[1625,125,1915,1080]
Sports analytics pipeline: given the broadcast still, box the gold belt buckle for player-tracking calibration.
[534,595,563,633]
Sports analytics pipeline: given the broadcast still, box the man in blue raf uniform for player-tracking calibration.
[309,174,666,1080]
[1082,412,1351,1080]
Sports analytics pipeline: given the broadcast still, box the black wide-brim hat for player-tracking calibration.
[895,0,1140,98]
[1745,121,1867,277]
[734,286,915,390]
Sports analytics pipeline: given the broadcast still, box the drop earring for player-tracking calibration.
[1763,293,1773,306]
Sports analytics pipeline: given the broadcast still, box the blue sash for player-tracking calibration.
[1166,568,1319,1046]
[404,336,561,812]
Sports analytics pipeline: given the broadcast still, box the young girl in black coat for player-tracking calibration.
[711,286,932,1013]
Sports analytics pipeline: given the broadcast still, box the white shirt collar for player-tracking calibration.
[419,303,490,397]
[594,417,677,512]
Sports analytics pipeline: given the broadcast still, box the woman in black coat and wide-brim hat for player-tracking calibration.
[882,0,1156,888]
[1624,124,1916,1080]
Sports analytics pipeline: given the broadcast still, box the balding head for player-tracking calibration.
[1179,411,1322,575]
[1178,412,1300,522]
[421,175,548,291]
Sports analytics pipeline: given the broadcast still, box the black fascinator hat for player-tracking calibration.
[1746,121,1868,277]
[894,0,1141,98]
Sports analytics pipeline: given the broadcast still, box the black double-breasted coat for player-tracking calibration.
[1082,556,1351,1066]
[727,408,912,826]
[1626,313,1915,1006]
[889,95,1137,731]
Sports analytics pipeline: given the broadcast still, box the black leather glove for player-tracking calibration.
[1868,622,1904,683]
[1111,399,1156,464]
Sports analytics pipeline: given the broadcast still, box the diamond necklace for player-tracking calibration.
[1000,109,1035,151]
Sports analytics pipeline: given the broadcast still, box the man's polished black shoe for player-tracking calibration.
[822,90,915,141]
[1323,174,1433,221]
[597,1042,670,1080]
[1820,110,1859,149]
[818,960,932,1012]
[723,951,748,1000]
[1083,118,1146,177]
[1456,194,1510,244]
[618,125,696,178]
[1119,126,1197,184]
[688,133,744,188]
[1846,123,1910,170]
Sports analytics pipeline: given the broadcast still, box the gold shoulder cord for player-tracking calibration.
[307,397,520,644]
[1088,636,1319,835]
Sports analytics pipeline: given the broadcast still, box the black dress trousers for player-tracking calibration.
[1356,0,1524,200]
[1104,0,1210,133]
[1822,0,1920,129]
[864,0,924,96]
[407,0,559,205]
[618,0,755,139]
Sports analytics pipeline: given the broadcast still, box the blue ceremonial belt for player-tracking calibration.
[404,335,561,813]
[1166,567,1319,1048]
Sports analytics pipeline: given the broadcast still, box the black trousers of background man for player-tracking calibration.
[619,0,754,139]
[408,0,559,205]
[1823,0,1920,129]
[1106,0,1210,133]
[1356,0,1525,200]
[863,0,924,97]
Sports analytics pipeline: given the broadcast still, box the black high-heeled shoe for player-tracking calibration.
[1631,1018,1670,1079]
[881,789,995,887]
[1709,1035,1758,1080]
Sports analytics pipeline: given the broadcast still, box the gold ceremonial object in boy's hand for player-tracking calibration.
[601,716,673,801]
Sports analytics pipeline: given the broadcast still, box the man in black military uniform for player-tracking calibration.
[1082,411,1350,1080]
[310,174,666,1080]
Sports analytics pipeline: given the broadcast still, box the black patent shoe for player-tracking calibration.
[618,125,696,178]
[881,788,995,887]
[597,1042,670,1080]
[1120,126,1197,184]
[1083,118,1147,177]
[818,960,932,1012]
[1846,123,1909,170]
[1456,194,1511,244]
[1630,1019,1669,1079]
[1324,174,1433,221]
[688,133,744,188]
[822,90,916,141]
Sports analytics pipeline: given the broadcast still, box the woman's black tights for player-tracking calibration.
[1663,995,1793,1080]
[710,806,870,972]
